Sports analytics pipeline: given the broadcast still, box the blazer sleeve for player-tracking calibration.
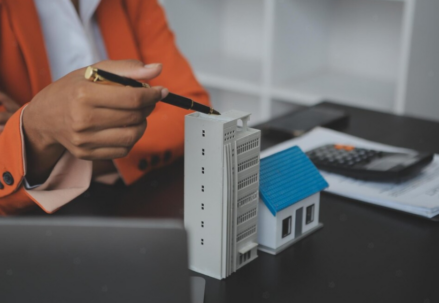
[113,0,210,185]
[0,106,92,215]
[0,106,34,214]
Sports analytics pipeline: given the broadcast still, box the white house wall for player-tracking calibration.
[257,199,277,249]
[275,193,320,248]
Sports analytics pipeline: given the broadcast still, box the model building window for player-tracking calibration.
[282,216,292,238]
[306,205,315,224]
[239,251,252,264]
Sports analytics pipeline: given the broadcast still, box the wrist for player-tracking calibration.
[22,103,60,152]
[22,104,65,184]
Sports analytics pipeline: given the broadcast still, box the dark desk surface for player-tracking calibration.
[27,102,439,303]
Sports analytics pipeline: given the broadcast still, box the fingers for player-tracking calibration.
[74,59,168,111]
[79,81,164,110]
[0,92,20,112]
[71,106,155,132]
[0,112,13,124]
[78,147,132,160]
[93,59,163,81]
[67,122,147,158]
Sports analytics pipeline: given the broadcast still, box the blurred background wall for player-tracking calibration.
[161,0,439,125]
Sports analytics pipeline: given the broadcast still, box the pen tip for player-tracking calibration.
[212,109,221,115]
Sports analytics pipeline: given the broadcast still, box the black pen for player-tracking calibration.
[84,66,220,115]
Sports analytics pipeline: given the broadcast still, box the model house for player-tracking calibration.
[258,146,328,255]
[184,110,261,279]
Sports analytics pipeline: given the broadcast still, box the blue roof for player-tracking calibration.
[259,146,328,216]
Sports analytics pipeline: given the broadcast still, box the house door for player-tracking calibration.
[295,207,303,238]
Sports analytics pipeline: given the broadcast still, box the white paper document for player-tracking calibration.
[261,127,439,218]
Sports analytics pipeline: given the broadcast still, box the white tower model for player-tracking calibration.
[184,110,261,279]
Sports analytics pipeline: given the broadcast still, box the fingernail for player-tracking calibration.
[144,63,162,69]
[161,88,169,100]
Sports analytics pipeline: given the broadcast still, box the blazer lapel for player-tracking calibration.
[96,0,141,61]
[2,0,52,95]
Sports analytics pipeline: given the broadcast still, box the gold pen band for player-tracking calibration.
[85,66,151,88]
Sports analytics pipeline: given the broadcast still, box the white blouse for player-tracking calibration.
[33,0,107,81]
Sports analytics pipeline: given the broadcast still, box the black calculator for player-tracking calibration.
[306,144,434,181]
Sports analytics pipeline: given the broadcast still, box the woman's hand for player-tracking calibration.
[22,59,168,184]
[0,92,21,132]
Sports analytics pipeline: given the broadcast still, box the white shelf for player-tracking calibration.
[163,0,265,97]
[269,0,404,114]
[191,52,263,96]
[207,88,263,126]
[162,0,439,122]
[272,71,396,112]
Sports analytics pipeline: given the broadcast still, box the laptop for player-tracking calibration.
[0,218,196,303]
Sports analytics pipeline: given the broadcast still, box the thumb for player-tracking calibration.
[0,92,20,113]
[93,59,163,82]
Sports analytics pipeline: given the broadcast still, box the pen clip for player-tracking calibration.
[85,66,106,83]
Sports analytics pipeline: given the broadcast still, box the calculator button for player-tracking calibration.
[334,144,355,151]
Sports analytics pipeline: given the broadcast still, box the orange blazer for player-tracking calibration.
[0,0,209,215]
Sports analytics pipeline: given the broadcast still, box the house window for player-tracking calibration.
[306,205,315,224]
[282,216,292,238]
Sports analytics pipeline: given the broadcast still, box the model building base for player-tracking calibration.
[258,223,323,255]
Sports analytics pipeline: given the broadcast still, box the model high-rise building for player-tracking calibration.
[184,110,261,279]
